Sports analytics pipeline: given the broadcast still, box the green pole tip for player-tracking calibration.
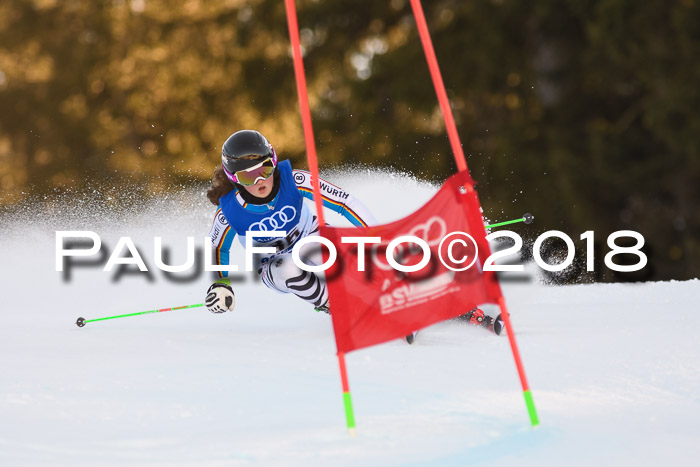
[523,390,539,426]
[343,392,356,429]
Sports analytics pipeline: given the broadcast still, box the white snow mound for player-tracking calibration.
[0,169,698,466]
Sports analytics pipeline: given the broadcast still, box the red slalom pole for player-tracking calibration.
[410,0,539,426]
[283,0,326,228]
[409,0,468,174]
[284,0,356,434]
[338,352,357,436]
[498,297,539,426]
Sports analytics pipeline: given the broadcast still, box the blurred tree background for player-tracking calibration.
[0,0,698,281]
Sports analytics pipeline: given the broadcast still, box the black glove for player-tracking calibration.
[205,279,235,313]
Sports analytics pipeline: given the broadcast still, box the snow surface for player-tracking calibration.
[1,170,699,466]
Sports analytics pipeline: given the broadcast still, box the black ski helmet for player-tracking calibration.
[221,130,277,183]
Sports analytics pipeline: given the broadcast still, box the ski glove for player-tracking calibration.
[205,278,235,313]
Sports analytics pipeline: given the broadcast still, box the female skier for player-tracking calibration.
[203,129,503,335]
[204,129,376,315]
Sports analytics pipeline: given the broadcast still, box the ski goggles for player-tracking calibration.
[226,157,276,186]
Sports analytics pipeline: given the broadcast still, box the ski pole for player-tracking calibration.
[76,303,204,327]
[484,213,534,229]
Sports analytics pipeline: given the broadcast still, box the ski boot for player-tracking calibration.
[459,308,505,335]
[314,304,331,315]
[405,331,418,345]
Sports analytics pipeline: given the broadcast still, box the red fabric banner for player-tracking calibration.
[322,170,503,354]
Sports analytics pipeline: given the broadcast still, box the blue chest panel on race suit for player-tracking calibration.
[219,159,304,250]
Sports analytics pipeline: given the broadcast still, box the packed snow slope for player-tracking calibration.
[1,169,699,466]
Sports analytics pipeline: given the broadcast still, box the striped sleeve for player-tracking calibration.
[292,169,377,227]
[208,207,236,278]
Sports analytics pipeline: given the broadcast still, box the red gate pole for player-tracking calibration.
[498,297,540,426]
[338,352,357,436]
[284,0,326,227]
[409,0,539,427]
[409,0,468,174]
[284,0,357,434]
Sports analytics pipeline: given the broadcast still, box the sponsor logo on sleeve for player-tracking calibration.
[319,181,349,200]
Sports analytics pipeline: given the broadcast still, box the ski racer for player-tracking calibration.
[203,129,503,335]
[204,129,376,314]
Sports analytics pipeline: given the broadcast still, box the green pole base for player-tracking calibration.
[343,391,356,431]
[523,390,539,427]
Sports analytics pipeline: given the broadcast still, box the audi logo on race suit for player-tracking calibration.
[246,206,300,247]
[248,206,297,232]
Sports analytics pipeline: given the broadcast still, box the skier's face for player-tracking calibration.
[243,171,275,198]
